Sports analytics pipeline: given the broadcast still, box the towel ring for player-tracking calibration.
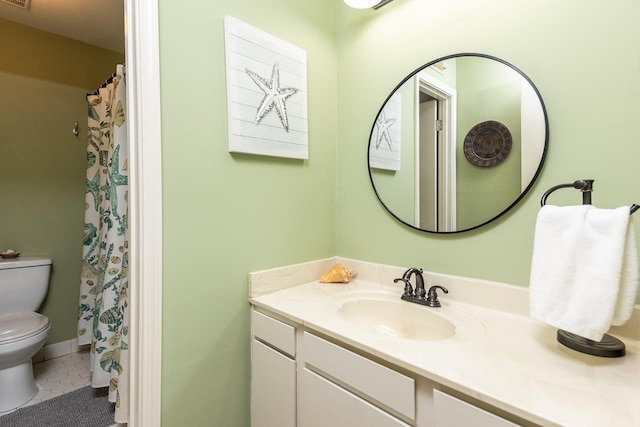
[541,179,638,215]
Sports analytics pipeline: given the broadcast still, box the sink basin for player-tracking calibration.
[336,292,456,341]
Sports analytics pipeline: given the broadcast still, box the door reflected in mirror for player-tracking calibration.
[368,53,548,233]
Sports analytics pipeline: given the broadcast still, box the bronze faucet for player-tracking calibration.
[394,268,448,307]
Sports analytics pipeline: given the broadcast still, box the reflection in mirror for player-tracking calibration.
[368,54,548,233]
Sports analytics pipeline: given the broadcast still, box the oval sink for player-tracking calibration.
[338,296,456,341]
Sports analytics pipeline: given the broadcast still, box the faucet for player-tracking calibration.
[394,267,448,307]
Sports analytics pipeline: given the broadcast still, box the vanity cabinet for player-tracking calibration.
[251,310,296,427]
[251,308,523,427]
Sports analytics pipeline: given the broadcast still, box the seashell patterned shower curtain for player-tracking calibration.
[77,64,129,423]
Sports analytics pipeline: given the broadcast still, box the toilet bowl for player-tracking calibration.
[0,257,52,413]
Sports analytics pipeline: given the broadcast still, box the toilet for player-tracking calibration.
[0,257,52,413]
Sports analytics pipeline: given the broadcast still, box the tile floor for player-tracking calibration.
[29,350,93,406]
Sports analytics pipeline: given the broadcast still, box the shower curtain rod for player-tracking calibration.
[87,72,117,97]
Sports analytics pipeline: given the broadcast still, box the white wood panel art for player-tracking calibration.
[369,92,401,171]
[224,16,308,159]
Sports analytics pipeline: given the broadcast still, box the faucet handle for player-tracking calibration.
[394,277,413,297]
[426,285,449,307]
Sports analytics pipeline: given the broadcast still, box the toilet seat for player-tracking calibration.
[0,312,50,345]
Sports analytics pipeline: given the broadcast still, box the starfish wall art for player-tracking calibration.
[224,16,308,159]
[369,91,402,171]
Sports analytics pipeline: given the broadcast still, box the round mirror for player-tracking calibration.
[368,53,548,233]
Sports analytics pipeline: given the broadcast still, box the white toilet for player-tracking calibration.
[0,256,52,413]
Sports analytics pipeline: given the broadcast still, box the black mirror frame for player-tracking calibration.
[367,52,549,234]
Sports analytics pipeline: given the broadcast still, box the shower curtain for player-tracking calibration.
[78,64,129,424]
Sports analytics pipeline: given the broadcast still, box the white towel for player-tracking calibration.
[529,204,638,341]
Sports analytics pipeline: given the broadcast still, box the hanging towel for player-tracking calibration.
[529,204,638,341]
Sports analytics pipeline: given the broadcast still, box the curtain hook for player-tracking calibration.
[72,121,79,137]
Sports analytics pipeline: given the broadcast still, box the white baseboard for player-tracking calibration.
[33,338,90,363]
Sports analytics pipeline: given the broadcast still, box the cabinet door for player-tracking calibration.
[299,368,411,427]
[251,339,295,427]
[434,390,521,427]
[303,332,414,420]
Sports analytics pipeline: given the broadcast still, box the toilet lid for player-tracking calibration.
[0,312,50,344]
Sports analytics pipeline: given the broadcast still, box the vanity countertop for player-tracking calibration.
[249,258,640,427]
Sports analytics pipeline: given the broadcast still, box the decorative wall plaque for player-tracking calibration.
[463,120,512,167]
[369,91,401,171]
[224,16,308,159]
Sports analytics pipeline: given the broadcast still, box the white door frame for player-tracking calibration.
[416,71,457,232]
[416,98,438,230]
[125,0,163,425]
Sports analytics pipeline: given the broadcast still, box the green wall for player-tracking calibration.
[158,1,337,425]
[335,0,640,286]
[0,19,124,344]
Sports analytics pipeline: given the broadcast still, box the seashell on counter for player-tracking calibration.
[319,263,355,283]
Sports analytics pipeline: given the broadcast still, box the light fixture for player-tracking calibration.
[0,0,31,9]
[344,0,394,9]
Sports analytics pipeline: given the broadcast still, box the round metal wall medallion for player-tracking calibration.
[463,120,512,167]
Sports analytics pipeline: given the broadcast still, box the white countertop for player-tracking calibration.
[249,258,640,427]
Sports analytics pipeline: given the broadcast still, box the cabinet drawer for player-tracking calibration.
[252,310,296,357]
[434,390,521,427]
[302,332,415,421]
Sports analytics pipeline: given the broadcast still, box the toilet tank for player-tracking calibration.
[0,257,52,315]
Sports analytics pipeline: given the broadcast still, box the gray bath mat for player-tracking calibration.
[0,386,114,427]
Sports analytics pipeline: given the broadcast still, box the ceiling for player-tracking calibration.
[0,0,124,53]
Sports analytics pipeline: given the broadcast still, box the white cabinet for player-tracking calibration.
[251,310,296,427]
[434,390,521,427]
[251,309,523,427]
